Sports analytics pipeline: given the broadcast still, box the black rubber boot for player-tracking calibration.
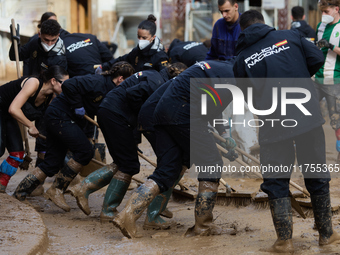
[13,167,47,201]
[45,158,82,212]
[266,197,294,253]
[311,193,340,245]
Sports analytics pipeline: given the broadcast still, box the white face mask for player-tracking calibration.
[138,40,151,50]
[41,41,55,52]
[322,14,335,24]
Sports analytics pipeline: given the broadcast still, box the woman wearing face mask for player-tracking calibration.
[315,0,340,163]
[0,65,69,193]
[100,14,169,73]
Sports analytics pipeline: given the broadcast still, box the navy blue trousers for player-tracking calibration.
[149,121,223,193]
[260,126,330,200]
[38,107,93,177]
[97,107,140,176]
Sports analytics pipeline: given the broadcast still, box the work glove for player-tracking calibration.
[9,23,20,44]
[224,149,238,162]
[215,136,238,161]
[95,65,103,75]
[74,107,85,118]
[317,39,335,50]
[221,136,237,151]
[336,140,340,152]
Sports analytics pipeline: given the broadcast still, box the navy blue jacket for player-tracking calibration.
[138,60,234,132]
[64,33,113,77]
[168,39,208,66]
[50,74,116,119]
[9,37,67,76]
[100,68,170,126]
[291,20,316,44]
[233,23,325,145]
[102,37,168,72]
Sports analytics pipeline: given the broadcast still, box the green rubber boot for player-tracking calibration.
[143,166,187,230]
[100,170,131,223]
[68,163,118,215]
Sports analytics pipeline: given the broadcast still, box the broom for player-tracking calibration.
[83,115,197,200]
[213,132,340,217]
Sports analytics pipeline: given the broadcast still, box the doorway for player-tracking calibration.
[70,0,91,33]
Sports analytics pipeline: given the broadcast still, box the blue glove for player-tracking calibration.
[95,66,103,75]
[336,140,340,152]
[74,107,85,118]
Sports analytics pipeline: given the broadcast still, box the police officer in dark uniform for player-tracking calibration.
[85,63,184,222]
[9,19,67,76]
[233,10,340,252]
[290,6,316,44]
[112,60,236,239]
[167,39,210,67]
[101,14,168,73]
[23,12,70,77]
[64,33,114,77]
[13,62,135,211]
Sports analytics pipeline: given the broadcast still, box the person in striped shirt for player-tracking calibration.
[315,0,340,161]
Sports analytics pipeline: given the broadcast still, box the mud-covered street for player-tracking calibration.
[1,121,340,254]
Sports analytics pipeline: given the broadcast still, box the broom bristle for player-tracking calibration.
[253,201,270,210]
[216,196,253,207]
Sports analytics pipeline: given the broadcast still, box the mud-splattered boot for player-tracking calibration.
[184,181,222,237]
[13,167,47,201]
[69,163,118,216]
[100,170,131,223]
[0,151,24,193]
[143,166,187,230]
[160,208,173,218]
[312,193,340,246]
[112,179,160,238]
[45,158,82,212]
[28,152,46,197]
[263,197,294,253]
